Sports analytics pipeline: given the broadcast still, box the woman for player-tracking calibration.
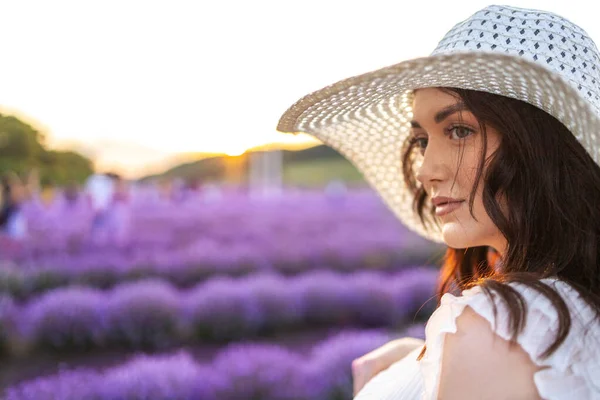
[278,5,600,399]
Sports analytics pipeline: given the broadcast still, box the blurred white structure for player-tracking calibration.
[84,174,115,212]
[249,149,283,198]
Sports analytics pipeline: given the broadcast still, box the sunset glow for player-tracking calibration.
[0,0,594,177]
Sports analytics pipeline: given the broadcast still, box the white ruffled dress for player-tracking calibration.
[354,279,600,400]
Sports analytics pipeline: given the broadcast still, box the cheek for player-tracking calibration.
[462,146,483,184]
[450,150,480,197]
[440,137,504,247]
[441,173,498,247]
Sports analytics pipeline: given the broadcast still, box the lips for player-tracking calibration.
[431,196,465,217]
[434,201,464,216]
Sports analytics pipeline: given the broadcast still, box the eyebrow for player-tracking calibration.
[410,102,469,128]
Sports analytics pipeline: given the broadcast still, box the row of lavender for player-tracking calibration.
[0,190,439,299]
[0,248,433,301]
[0,189,439,397]
[11,189,427,256]
[0,268,437,357]
[4,327,428,400]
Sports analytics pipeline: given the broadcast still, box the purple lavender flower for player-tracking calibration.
[388,267,439,323]
[5,190,439,296]
[104,279,182,349]
[98,351,220,400]
[290,271,356,326]
[4,368,102,400]
[183,276,264,341]
[244,273,305,333]
[6,268,439,354]
[344,272,396,326]
[0,263,26,299]
[212,343,306,400]
[2,328,408,400]
[0,294,16,354]
[19,286,107,351]
[402,323,426,340]
[307,330,392,399]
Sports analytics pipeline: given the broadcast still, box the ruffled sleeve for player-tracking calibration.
[419,279,600,400]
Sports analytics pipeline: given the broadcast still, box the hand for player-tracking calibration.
[352,337,425,396]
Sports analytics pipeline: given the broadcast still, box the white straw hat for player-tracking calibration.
[277,4,600,243]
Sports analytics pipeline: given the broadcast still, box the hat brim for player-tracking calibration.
[277,52,600,243]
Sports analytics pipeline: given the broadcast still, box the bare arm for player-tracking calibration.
[438,307,543,400]
[352,337,425,396]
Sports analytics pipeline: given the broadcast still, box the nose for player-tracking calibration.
[415,138,448,189]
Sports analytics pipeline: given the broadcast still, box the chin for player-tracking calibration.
[441,223,480,249]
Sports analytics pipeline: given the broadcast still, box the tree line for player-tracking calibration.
[0,113,94,186]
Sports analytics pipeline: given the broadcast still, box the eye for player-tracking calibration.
[447,125,474,140]
[409,136,428,154]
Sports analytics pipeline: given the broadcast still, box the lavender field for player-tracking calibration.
[0,189,438,299]
[0,187,442,399]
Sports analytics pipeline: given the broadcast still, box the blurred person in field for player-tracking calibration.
[56,180,91,251]
[0,174,14,230]
[180,178,204,203]
[63,181,81,205]
[84,172,116,243]
[158,178,177,203]
[105,173,132,247]
[0,173,28,239]
[23,168,41,202]
[40,180,59,208]
[84,172,115,214]
[170,178,185,203]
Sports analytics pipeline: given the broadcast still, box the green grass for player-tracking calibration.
[283,158,365,187]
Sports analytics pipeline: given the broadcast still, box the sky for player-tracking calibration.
[1,0,599,177]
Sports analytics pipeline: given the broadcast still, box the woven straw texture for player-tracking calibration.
[277,5,600,243]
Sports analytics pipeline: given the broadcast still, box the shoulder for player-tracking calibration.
[436,279,599,347]
[438,306,543,399]
[419,279,600,400]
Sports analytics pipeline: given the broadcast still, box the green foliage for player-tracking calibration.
[153,156,239,183]
[143,145,367,187]
[0,115,45,159]
[0,113,93,185]
[283,158,364,187]
[37,149,94,186]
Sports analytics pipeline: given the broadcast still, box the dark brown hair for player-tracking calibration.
[402,88,600,360]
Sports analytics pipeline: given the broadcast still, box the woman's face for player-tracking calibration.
[411,88,507,254]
